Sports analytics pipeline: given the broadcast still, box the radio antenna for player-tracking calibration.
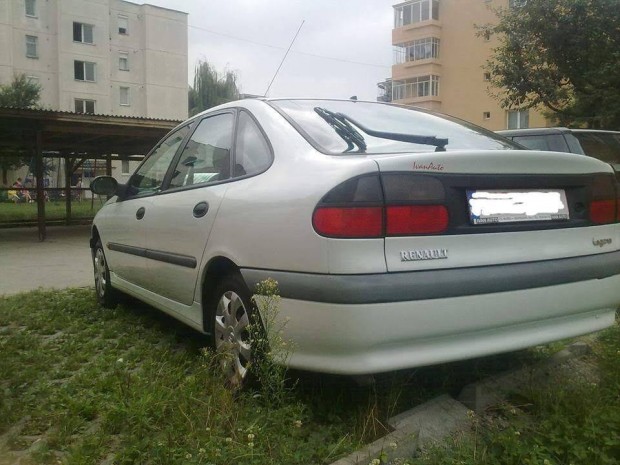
[264,20,305,97]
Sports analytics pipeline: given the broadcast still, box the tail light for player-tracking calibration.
[312,174,449,238]
[590,175,617,225]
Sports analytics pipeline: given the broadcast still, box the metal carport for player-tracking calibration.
[0,107,180,240]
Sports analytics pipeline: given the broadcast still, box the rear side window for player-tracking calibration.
[168,113,234,189]
[233,111,272,177]
[511,134,569,152]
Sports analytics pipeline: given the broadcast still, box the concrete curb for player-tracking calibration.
[329,341,590,465]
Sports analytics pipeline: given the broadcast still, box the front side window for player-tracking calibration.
[168,114,234,189]
[129,126,190,196]
[73,22,94,44]
[75,99,95,114]
[74,60,95,81]
[118,15,128,34]
[26,35,38,58]
[120,86,130,106]
[25,0,36,17]
[507,110,529,129]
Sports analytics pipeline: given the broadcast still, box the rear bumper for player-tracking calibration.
[241,254,620,375]
[241,250,620,304]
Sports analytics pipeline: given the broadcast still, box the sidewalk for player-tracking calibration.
[0,225,93,297]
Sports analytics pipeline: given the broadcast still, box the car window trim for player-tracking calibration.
[160,109,237,192]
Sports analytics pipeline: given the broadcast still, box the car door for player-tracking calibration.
[140,111,236,305]
[103,125,191,288]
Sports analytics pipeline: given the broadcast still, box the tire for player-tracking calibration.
[207,273,255,387]
[92,239,120,308]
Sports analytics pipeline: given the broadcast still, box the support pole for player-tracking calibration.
[35,130,46,241]
[65,156,73,226]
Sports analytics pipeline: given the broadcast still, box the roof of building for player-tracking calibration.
[0,106,181,158]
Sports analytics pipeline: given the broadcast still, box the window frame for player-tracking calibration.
[25,0,36,17]
[507,109,530,129]
[393,0,438,28]
[73,22,94,44]
[25,35,38,58]
[118,15,129,35]
[74,60,96,82]
[74,98,96,114]
[119,51,129,71]
[119,86,130,106]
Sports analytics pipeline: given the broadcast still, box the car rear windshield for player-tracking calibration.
[269,99,519,154]
[573,131,620,169]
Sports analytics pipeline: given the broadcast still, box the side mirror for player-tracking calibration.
[90,176,119,196]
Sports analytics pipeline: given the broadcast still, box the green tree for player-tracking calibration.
[0,74,42,184]
[0,74,41,108]
[188,61,240,117]
[481,0,620,128]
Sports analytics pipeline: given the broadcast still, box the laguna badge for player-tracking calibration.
[400,249,448,261]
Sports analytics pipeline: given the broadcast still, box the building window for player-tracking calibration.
[73,22,94,44]
[393,37,440,64]
[119,52,129,71]
[507,110,529,129]
[74,61,96,81]
[509,0,527,7]
[75,99,95,114]
[121,160,130,174]
[25,0,36,17]
[118,15,128,34]
[25,35,38,58]
[483,112,491,120]
[483,72,491,81]
[120,87,130,106]
[394,0,439,28]
[392,75,440,100]
[26,75,39,85]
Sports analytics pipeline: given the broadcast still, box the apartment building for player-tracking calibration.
[391,0,546,130]
[0,0,188,121]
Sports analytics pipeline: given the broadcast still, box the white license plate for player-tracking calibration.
[467,189,570,224]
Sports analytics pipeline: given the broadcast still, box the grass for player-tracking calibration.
[415,318,620,465]
[0,288,549,465]
[0,200,103,223]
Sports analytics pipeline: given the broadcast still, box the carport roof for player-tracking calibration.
[0,106,182,157]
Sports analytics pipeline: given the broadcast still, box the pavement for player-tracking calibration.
[0,225,93,297]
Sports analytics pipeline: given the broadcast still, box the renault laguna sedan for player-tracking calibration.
[90,99,620,384]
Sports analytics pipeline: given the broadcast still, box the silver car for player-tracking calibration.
[90,99,620,384]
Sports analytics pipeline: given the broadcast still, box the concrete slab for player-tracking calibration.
[0,225,93,297]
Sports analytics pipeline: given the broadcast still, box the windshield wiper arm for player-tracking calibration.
[314,107,449,152]
[314,107,367,153]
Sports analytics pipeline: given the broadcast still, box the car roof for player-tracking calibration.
[497,127,620,136]
[496,127,572,136]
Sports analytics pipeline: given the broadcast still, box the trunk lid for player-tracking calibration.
[373,150,620,272]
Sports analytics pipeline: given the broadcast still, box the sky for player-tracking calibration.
[141,0,395,100]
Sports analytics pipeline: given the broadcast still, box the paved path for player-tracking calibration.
[0,225,93,297]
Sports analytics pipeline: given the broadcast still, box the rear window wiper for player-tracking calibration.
[314,107,449,152]
[315,107,367,153]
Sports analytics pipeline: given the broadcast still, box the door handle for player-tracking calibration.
[136,207,146,220]
[193,201,209,218]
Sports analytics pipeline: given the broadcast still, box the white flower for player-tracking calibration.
[247,433,255,441]
[116,357,123,363]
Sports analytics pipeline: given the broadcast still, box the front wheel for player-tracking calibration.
[93,239,120,308]
[208,274,254,387]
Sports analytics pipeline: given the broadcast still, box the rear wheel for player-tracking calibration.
[208,274,254,387]
[93,239,119,308]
